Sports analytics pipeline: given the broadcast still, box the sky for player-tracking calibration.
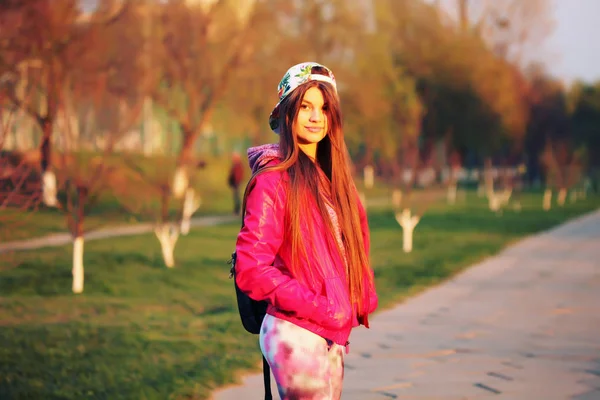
[429,0,600,84]
[78,0,599,84]
[546,0,600,84]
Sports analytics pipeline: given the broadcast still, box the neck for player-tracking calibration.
[298,143,317,161]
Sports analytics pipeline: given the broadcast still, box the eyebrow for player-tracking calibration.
[301,99,326,107]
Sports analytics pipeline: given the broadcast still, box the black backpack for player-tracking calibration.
[228,171,273,400]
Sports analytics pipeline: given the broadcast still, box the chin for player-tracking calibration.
[300,131,327,144]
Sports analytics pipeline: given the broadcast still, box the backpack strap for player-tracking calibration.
[263,355,272,400]
[239,168,263,227]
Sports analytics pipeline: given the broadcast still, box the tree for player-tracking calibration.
[46,2,145,293]
[0,0,130,207]
[524,69,575,209]
[444,141,463,205]
[276,0,365,65]
[217,0,288,148]
[0,95,42,265]
[452,0,555,67]
[140,0,268,235]
[340,29,406,176]
[111,128,209,268]
[149,0,260,190]
[52,86,143,294]
[539,138,580,209]
[445,0,554,199]
[113,151,184,268]
[568,81,600,177]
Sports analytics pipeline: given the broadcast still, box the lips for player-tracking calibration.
[305,127,323,133]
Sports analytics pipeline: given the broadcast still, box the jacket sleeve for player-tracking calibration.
[235,171,347,329]
[357,193,378,315]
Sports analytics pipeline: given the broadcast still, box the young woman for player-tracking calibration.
[234,62,378,400]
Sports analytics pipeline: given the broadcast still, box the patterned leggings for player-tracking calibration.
[259,314,345,400]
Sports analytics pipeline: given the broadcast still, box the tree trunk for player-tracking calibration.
[512,201,522,212]
[488,189,512,212]
[178,130,196,164]
[447,183,457,205]
[363,165,374,189]
[557,188,567,206]
[583,177,592,199]
[488,193,501,212]
[71,186,87,293]
[484,158,494,197]
[543,188,552,211]
[395,208,420,253]
[40,118,58,207]
[362,145,373,171]
[181,188,201,235]
[458,0,469,31]
[358,191,367,209]
[142,96,154,155]
[569,190,577,203]
[42,170,58,207]
[155,223,179,268]
[172,166,189,199]
[477,178,485,198]
[502,189,512,206]
[72,236,84,294]
[391,189,402,209]
[173,129,196,198]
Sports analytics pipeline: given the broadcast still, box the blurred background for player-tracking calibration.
[1,0,599,191]
[0,1,599,399]
[1,0,599,210]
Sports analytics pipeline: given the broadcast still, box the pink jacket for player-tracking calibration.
[234,144,378,346]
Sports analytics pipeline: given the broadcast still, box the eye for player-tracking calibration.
[300,103,310,110]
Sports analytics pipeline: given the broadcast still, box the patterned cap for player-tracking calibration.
[268,62,337,134]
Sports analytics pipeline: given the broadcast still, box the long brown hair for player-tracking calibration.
[258,67,373,318]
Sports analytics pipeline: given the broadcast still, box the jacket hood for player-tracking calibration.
[247,143,281,174]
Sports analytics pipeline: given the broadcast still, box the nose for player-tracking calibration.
[309,108,322,122]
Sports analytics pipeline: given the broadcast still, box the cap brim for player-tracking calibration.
[268,102,282,134]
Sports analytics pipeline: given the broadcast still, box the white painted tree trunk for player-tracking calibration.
[395,208,420,253]
[557,188,567,206]
[543,189,552,211]
[512,201,522,212]
[477,181,485,197]
[447,184,457,205]
[502,189,512,206]
[42,170,58,207]
[363,165,374,189]
[583,178,591,199]
[172,166,188,199]
[569,190,577,203]
[483,168,494,199]
[488,193,501,212]
[72,236,84,294]
[155,224,179,268]
[488,189,511,212]
[391,189,402,209]
[181,188,202,235]
[358,191,367,208]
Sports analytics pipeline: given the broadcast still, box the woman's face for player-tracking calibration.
[293,86,328,158]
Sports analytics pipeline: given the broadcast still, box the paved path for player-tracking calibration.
[0,215,237,253]
[212,209,600,400]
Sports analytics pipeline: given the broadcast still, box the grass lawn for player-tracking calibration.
[0,191,598,399]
